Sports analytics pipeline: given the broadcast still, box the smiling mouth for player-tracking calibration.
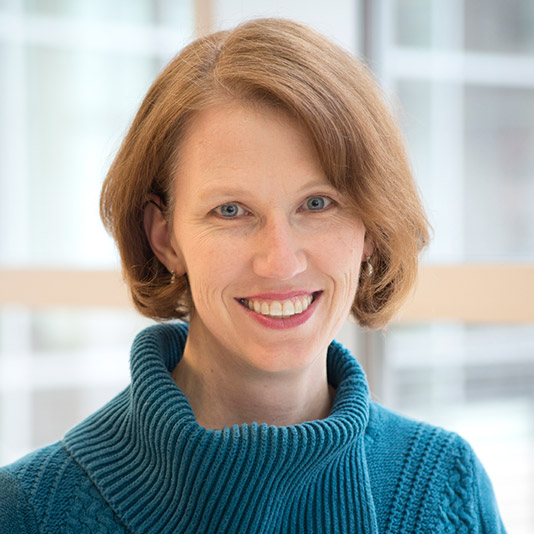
[238,292,321,319]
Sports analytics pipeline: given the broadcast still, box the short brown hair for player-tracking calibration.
[100,18,430,329]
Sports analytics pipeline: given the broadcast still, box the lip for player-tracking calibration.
[238,290,317,301]
[236,291,322,330]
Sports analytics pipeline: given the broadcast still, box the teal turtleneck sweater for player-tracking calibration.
[0,323,505,533]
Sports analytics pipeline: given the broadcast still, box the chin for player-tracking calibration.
[241,338,328,375]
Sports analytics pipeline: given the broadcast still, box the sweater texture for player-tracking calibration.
[0,323,506,533]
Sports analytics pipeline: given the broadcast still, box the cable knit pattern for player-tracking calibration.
[66,483,128,534]
[0,323,506,533]
[439,443,479,534]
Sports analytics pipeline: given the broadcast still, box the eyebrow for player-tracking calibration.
[196,186,249,202]
[196,179,338,202]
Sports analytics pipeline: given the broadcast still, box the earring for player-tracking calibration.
[170,270,176,284]
[365,256,373,277]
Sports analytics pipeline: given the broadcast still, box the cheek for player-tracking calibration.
[182,235,251,302]
[315,224,366,272]
[313,225,366,305]
[177,226,245,273]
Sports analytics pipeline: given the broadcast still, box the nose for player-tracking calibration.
[252,217,307,280]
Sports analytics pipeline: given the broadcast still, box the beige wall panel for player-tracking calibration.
[0,270,130,309]
[397,264,534,324]
[1,265,533,323]
[195,0,213,37]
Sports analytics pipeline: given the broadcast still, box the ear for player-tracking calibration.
[144,195,186,275]
[361,232,375,262]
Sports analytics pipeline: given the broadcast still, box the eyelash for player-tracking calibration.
[213,203,250,218]
[299,195,334,212]
[213,195,335,219]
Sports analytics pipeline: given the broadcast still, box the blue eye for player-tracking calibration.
[216,203,244,218]
[304,196,332,211]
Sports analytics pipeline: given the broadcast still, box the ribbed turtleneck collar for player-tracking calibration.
[64,323,377,533]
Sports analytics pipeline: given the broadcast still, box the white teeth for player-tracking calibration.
[270,301,282,317]
[242,294,316,318]
[282,300,295,317]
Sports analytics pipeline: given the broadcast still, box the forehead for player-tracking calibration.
[173,101,328,194]
[180,101,310,155]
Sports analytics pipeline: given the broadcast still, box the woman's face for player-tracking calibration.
[150,101,372,374]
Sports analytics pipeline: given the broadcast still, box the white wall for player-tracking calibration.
[211,0,362,56]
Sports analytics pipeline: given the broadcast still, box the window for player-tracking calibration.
[0,0,194,460]
[1,1,532,531]
[365,2,534,532]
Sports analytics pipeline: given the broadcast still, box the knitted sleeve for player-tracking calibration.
[438,436,507,534]
[0,443,129,534]
[0,468,39,534]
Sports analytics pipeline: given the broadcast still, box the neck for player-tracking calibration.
[171,334,335,429]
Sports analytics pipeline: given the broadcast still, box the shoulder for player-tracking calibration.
[0,441,127,533]
[365,403,506,533]
[0,442,67,533]
[0,461,39,534]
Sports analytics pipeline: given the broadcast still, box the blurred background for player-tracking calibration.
[0,0,533,531]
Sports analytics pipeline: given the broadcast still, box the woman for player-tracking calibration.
[0,18,505,533]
